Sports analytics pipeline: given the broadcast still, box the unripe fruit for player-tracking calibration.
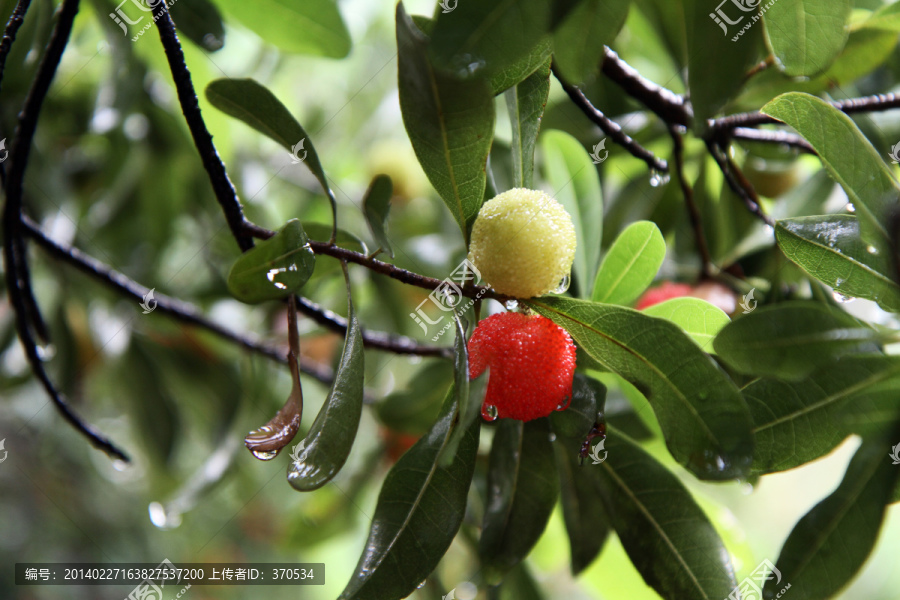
[468,188,577,298]
[468,312,577,422]
[635,282,693,310]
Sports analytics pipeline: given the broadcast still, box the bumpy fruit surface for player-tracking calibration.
[468,188,576,298]
[468,312,576,422]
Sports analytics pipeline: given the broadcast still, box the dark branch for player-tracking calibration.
[601,46,692,128]
[153,3,255,252]
[0,0,31,94]
[670,128,711,277]
[731,127,814,153]
[2,0,128,462]
[552,62,668,173]
[706,140,774,227]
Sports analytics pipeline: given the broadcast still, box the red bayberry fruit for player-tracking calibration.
[468,312,577,422]
[635,281,693,310]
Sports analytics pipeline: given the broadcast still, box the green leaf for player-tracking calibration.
[497,562,545,600]
[714,302,882,380]
[505,56,551,189]
[746,356,900,475]
[339,387,480,600]
[362,174,394,258]
[540,130,603,299]
[595,426,738,599]
[776,215,900,312]
[592,220,665,306]
[288,289,364,491]
[479,418,559,583]
[170,0,226,52]
[441,314,485,467]
[551,374,610,575]
[761,92,900,249]
[685,0,763,129]
[428,0,552,79]
[552,0,631,83]
[764,427,900,600]
[763,0,850,76]
[396,5,495,239]
[642,297,730,354]
[375,361,451,435]
[529,296,754,481]
[214,0,350,57]
[301,222,367,255]
[489,39,552,95]
[227,219,315,303]
[205,78,336,209]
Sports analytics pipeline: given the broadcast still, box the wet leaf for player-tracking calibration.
[170,0,225,52]
[339,387,480,600]
[592,221,665,306]
[227,219,315,304]
[205,78,335,209]
[214,0,350,57]
[489,39,552,95]
[479,418,559,583]
[776,215,900,312]
[714,302,883,380]
[762,92,900,250]
[396,5,495,240]
[763,0,850,77]
[288,288,364,491]
[530,296,753,481]
[764,425,900,599]
[302,222,367,255]
[505,56,551,189]
[363,174,394,258]
[642,297,730,354]
[441,315,485,467]
[552,0,630,83]
[595,426,738,599]
[540,130,603,298]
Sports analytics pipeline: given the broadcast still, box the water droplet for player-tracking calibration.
[867,245,879,255]
[250,448,280,461]
[417,580,427,589]
[673,125,688,134]
[552,275,570,294]
[649,170,670,187]
[556,396,571,411]
[835,277,844,288]
[112,459,129,472]
[832,291,854,304]
[36,343,56,361]
[504,299,518,311]
[715,455,726,471]
[148,501,182,529]
[548,433,557,442]
[482,404,499,422]
[741,482,754,495]
[845,203,856,213]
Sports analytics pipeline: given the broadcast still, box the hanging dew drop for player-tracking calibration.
[741,482,754,495]
[482,404,499,422]
[417,581,427,590]
[845,203,856,213]
[504,299,518,311]
[250,448,280,461]
[552,275,570,294]
[556,395,571,411]
[548,433,557,442]
[832,291,853,304]
[649,170,661,187]
[867,245,879,255]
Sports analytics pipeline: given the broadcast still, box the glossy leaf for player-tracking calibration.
[505,56,551,189]
[530,296,754,481]
[214,0,350,57]
[551,374,610,575]
[595,426,738,599]
[362,174,394,258]
[441,314,485,466]
[490,39,552,95]
[714,302,882,380]
[339,387,480,600]
[592,220,665,306]
[763,0,850,77]
[776,215,900,312]
[397,5,495,239]
[764,428,900,600]
[540,130,603,299]
[205,78,336,207]
[479,418,559,583]
[288,291,364,491]
[642,297,730,354]
[762,92,900,249]
[746,356,900,475]
[429,0,552,79]
[170,0,225,52]
[685,0,763,129]
[227,219,315,303]
[552,0,630,83]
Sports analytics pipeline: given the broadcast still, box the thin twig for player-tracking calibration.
[731,127,815,153]
[670,128,711,277]
[706,140,774,227]
[153,3,255,252]
[0,0,31,94]
[600,46,692,127]
[2,0,128,462]
[552,62,668,173]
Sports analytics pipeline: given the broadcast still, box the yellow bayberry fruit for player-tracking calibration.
[468,188,576,298]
